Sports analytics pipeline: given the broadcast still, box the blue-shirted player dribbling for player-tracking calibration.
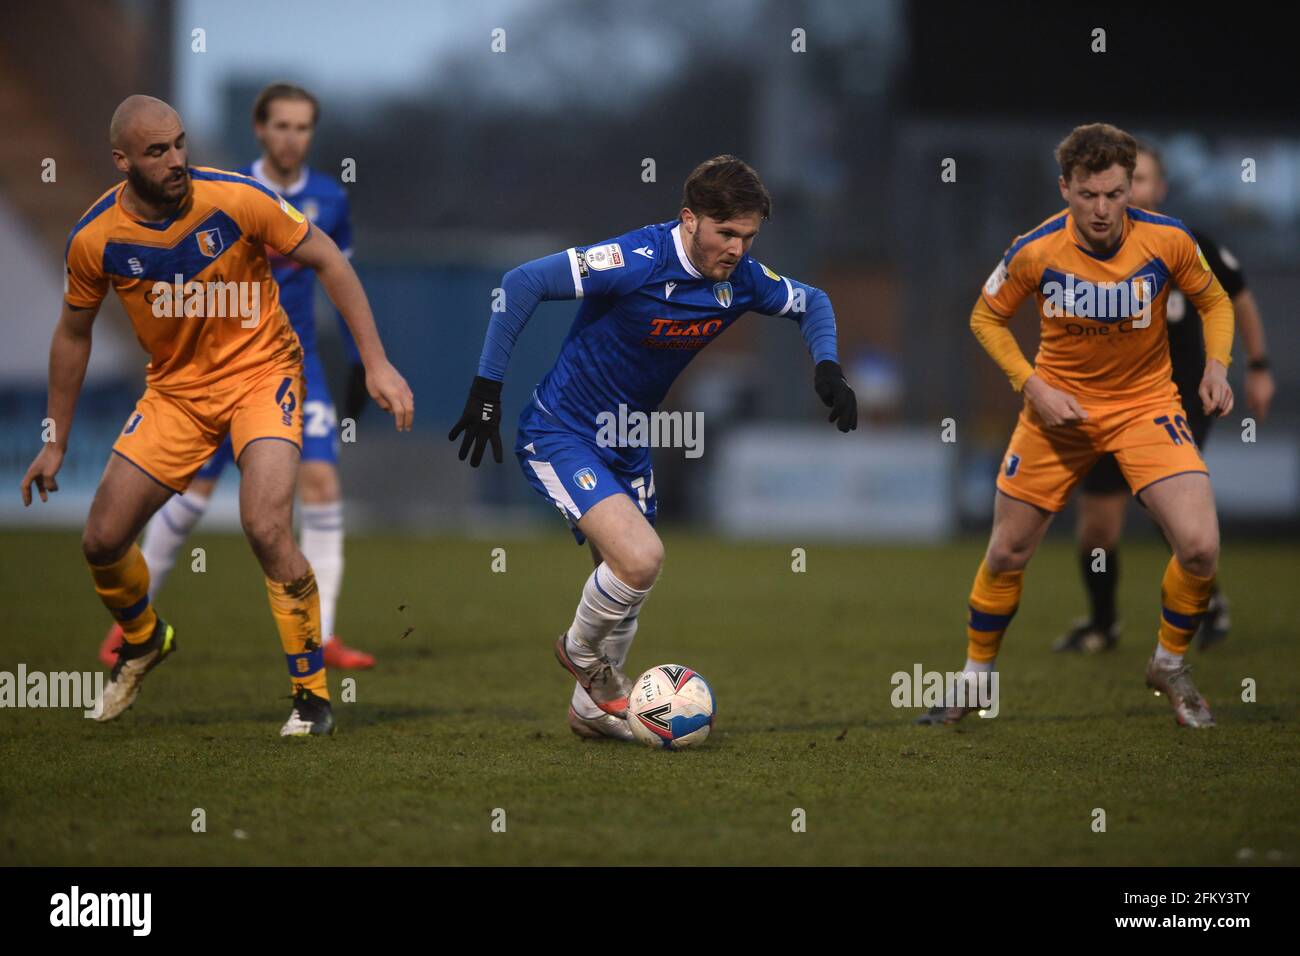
[449,156,857,741]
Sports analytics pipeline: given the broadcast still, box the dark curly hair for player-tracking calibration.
[1055,123,1137,183]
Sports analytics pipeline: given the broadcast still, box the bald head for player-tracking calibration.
[110,95,191,212]
[110,95,180,150]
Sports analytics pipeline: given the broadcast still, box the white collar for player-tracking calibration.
[671,223,704,279]
[251,157,308,196]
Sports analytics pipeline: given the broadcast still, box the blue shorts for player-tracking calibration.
[515,402,656,545]
[194,349,338,480]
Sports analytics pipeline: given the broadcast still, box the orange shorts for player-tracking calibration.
[111,360,304,492]
[995,398,1208,513]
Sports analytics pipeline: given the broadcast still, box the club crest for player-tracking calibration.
[196,228,223,258]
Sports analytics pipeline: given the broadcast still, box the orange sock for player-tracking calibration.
[966,559,1024,663]
[1157,556,1215,655]
[88,543,157,644]
[266,570,329,699]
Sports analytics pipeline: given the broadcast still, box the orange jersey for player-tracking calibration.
[65,166,311,397]
[980,207,1229,407]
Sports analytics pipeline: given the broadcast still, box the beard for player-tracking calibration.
[689,234,735,280]
[126,163,187,207]
[269,147,305,174]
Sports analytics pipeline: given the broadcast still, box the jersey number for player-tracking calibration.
[629,473,656,515]
[1154,414,1195,446]
[304,401,335,439]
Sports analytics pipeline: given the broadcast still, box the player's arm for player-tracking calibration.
[1232,290,1273,419]
[1179,239,1235,418]
[20,301,99,505]
[329,192,369,421]
[750,262,856,432]
[23,226,108,505]
[975,251,1087,427]
[286,224,413,431]
[450,240,647,466]
[448,250,579,466]
[969,298,1034,391]
[1200,236,1272,419]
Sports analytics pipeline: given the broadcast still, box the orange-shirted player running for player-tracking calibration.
[19,95,413,735]
[916,123,1234,729]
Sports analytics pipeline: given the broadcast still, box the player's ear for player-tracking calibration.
[111,149,130,175]
[680,207,695,232]
[1057,175,1069,202]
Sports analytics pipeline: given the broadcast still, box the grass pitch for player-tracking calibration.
[1,529,1296,865]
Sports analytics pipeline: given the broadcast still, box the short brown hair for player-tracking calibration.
[252,82,319,127]
[1055,123,1137,183]
[681,155,772,221]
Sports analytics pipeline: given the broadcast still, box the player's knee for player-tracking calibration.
[81,526,128,566]
[613,538,664,590]
[986,539,1033,573]
[240,509,291,556]
[1177,534,1219,578]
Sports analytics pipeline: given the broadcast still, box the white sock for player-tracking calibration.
[571,609,642,719]
[602,610,640,670]
[564,563,650,668]
[954,660,998,709]
[300,501,344,643]
[1153,642,1182,665]
[141,491,209,599]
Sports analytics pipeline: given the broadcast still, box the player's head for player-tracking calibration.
[679,155,771,281]
[253,82,319,175]
[1130,141,1168,211]
[1055,123,1137,250]
[110,95,189,206]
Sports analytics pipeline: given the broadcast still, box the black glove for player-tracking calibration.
[814,360,858,432]
[448,376,504,466]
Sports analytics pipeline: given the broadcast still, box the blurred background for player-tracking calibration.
[1,0,1296,543]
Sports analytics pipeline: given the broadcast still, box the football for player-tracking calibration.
[627,664,716,749]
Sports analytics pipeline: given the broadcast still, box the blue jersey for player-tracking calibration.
[479,219,838,466]
[239,159,357,359]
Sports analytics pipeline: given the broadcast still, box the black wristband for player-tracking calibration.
[470,375,504,401]
[1247,357,1270,372]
